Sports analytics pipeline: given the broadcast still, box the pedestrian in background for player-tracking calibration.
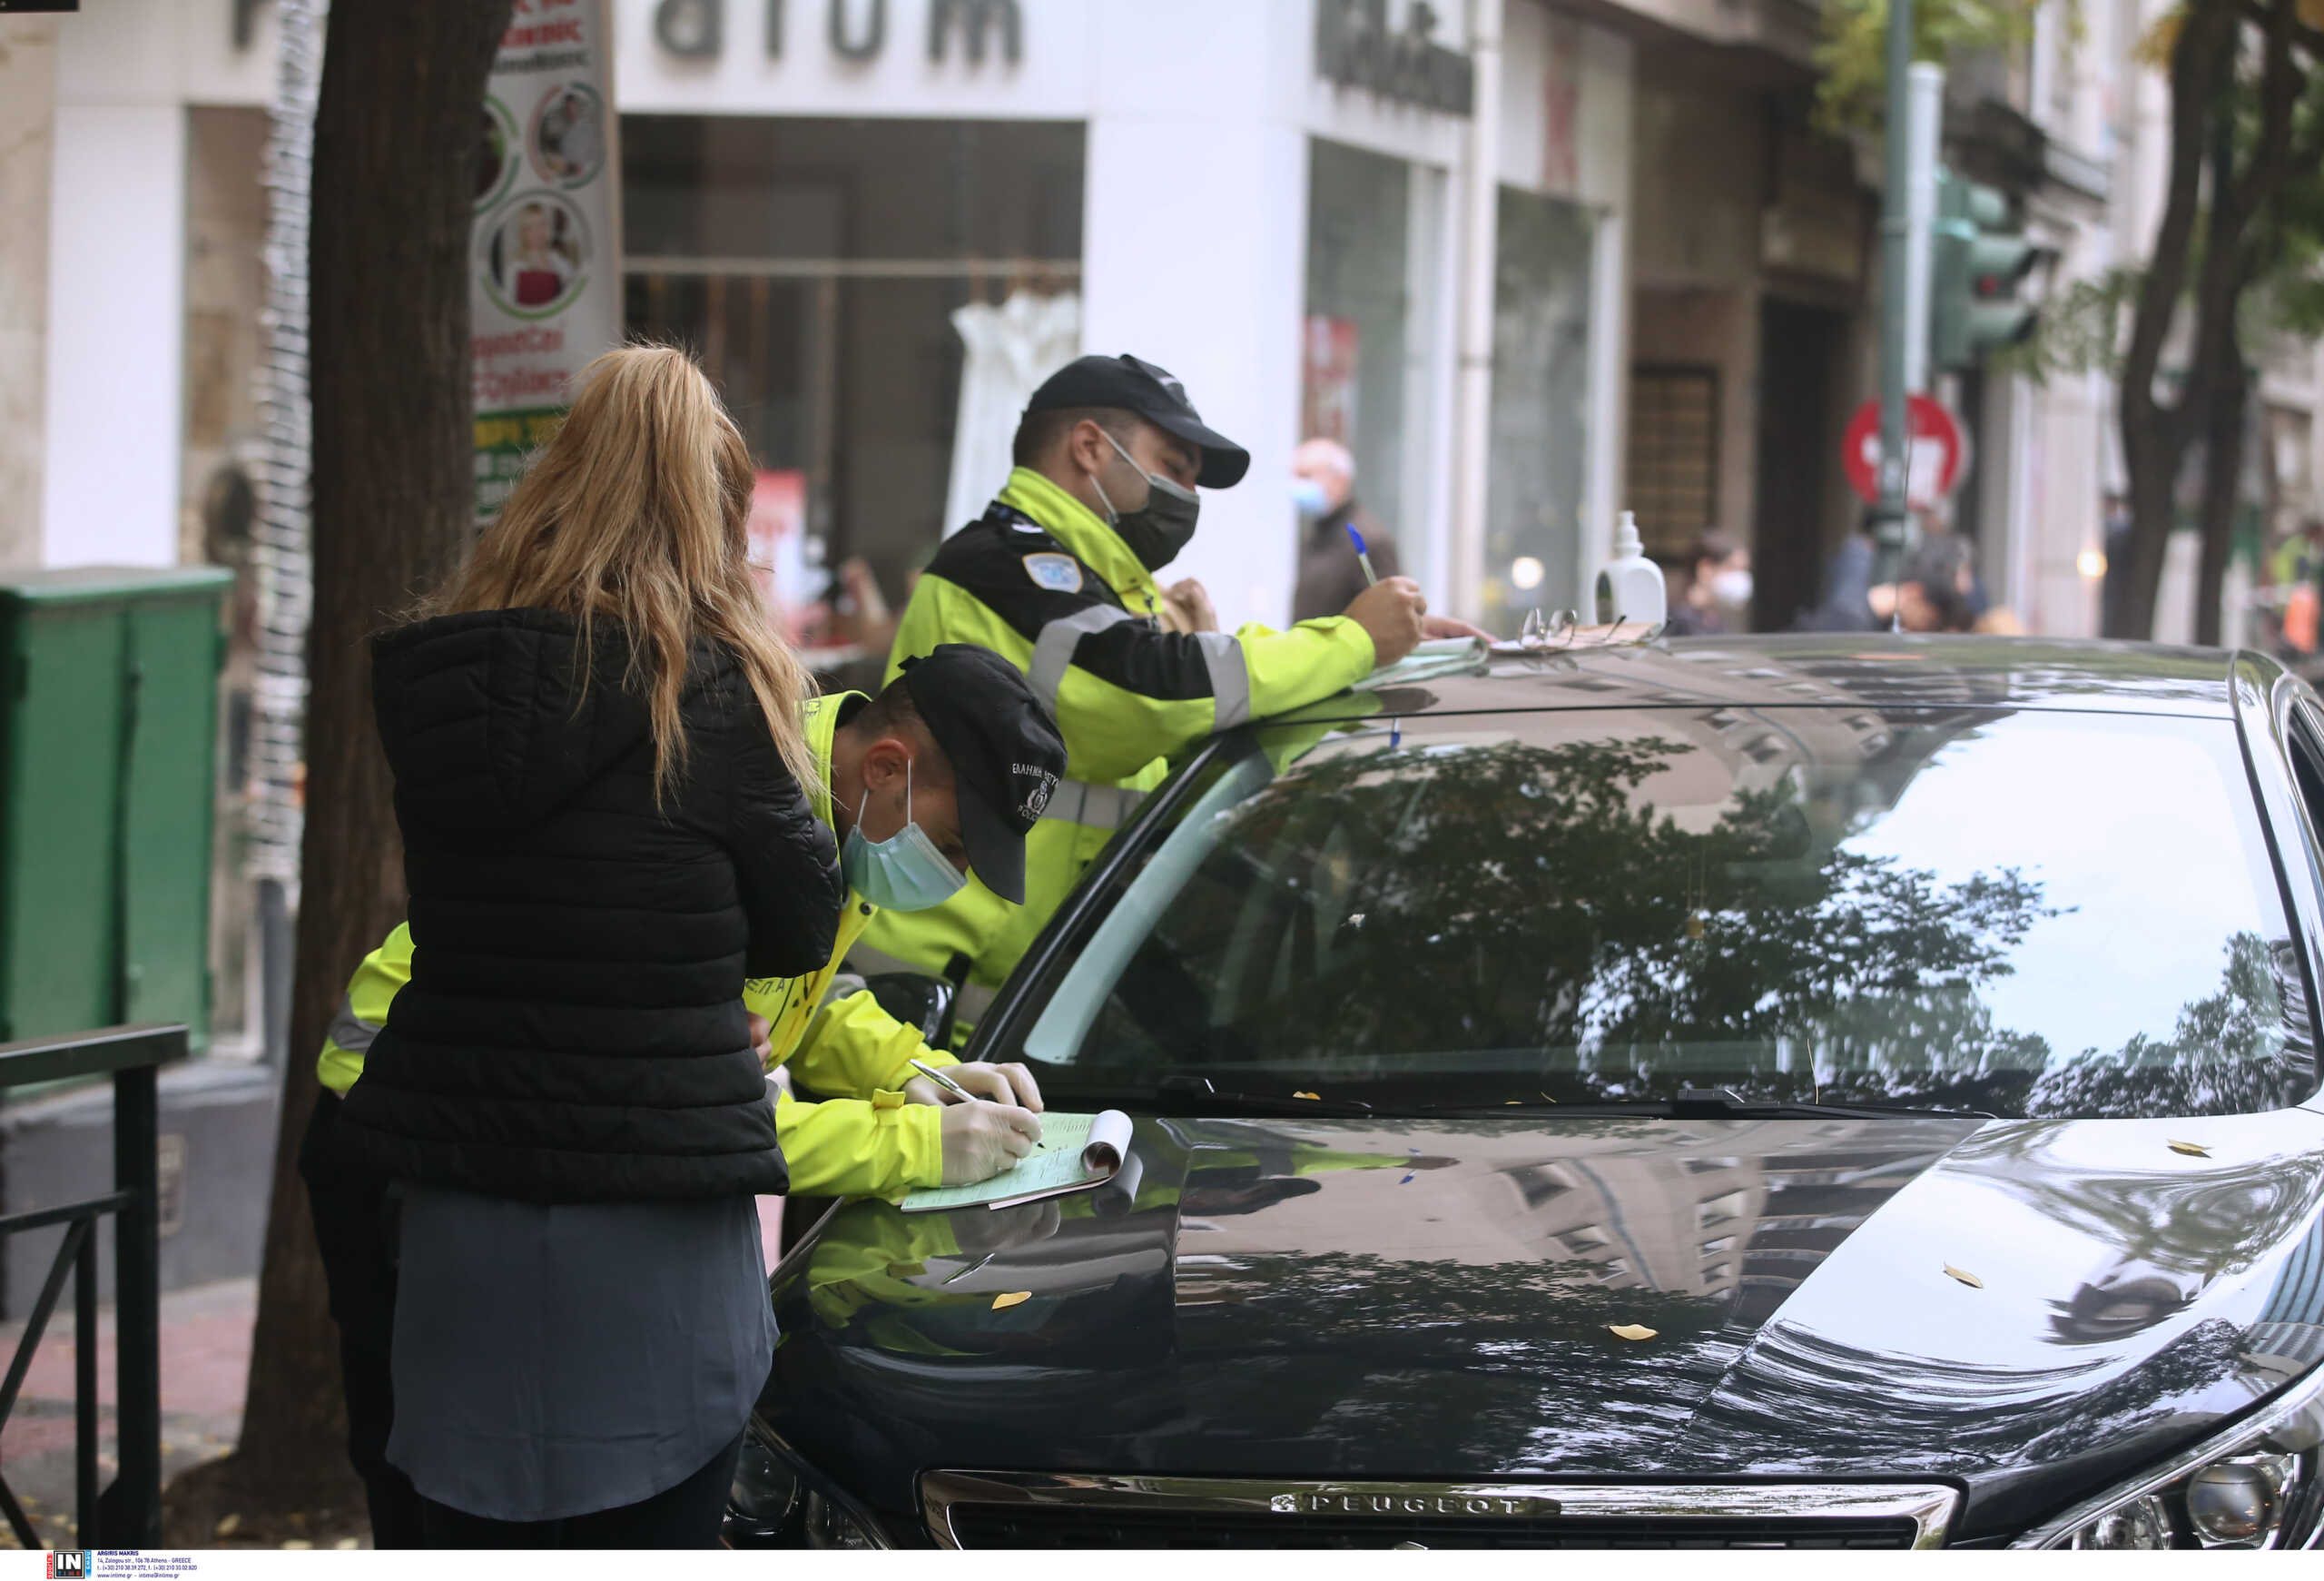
[1290,436,1400,621]
[335,345,844,1547]
[1662,530,1751,637]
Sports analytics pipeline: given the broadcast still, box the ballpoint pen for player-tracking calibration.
[909,1057,978,1102]
[1347,522,1378,586]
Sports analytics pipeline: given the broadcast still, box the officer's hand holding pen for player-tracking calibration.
[911,1059,1046,1186]
[905,1058,1045,1113]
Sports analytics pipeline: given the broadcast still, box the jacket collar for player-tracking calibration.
[803,691,881,924]
[997,466,1161,615]
[802,691,862,833]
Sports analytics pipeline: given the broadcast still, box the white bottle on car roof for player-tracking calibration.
[1594,509,1667,627]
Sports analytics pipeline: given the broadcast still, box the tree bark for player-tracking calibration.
[2193,360,2250,647]
[2116,0,2317,640]
[2114,2,2236,638]
[178,0,514,1518]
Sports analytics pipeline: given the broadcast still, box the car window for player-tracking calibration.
[2285,701,2324,853]
[1009,707,2317,1120]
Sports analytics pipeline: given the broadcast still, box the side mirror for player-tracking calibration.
[862,972,955,1049]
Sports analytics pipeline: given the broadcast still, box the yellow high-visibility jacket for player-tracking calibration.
[317,694,960,1198]
[862,466,1376,989]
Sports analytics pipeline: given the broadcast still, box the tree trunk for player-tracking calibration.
[2117,0,2319,640]
[2113,1,2238,639]
[2119,404,2183,641]
[171,0,513,1526]
[2192,360,2250,647]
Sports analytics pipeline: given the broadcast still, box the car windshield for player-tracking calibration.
[1009,705,2319,1120]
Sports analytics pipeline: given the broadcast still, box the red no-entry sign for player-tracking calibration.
[1843,395,1969,509]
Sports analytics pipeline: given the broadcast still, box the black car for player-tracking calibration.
[734,636,2324,1550]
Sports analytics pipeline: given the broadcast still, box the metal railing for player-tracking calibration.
[0,1024,188,1550]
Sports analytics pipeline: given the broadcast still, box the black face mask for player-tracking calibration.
[1093,432,1202,572]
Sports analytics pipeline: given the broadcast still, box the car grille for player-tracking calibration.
[921,1474,1960,1550]
[945,1505,1922,1549]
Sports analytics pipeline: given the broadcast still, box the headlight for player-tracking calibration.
[722,1425,893,1549]
[801,1489,883,1550]
[724,1435,802,1540]
[2016,1359,2324,1548]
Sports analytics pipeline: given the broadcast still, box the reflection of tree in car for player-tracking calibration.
[2024,932,2311,1118]
[1943,1120,2324,1286]
[1695,1312,2247,1477]
[1098,737,2056,1111]
[1097,734,2311,1120]
[1174,1249,1741,1472]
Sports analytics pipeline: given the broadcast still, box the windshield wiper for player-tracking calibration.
[1045,1076,1378,1118]
[1422,1088,1995,1121]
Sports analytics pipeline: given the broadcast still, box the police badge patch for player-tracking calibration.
[1022,553,1083,594]
[1016,766,1058,822]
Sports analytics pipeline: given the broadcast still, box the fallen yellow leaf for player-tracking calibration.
[991,1290,1031,1309]
[2168,1140,2211,1158]
[281,1540,311,1551]
[214,1515,241,1539]
[1607,1323,1659,1341]
[1293,1091,1321,1101]
[1945,1264,1984,1289]
[335,1538,361,1551]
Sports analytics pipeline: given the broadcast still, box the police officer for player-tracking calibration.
[298,647,1067,1545]
[862,351,1479,997]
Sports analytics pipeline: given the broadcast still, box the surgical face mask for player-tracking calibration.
[1091,430,1201,572]
[1291,477,1331,519]
[1709,568,1754,609]
[840,759,966,913]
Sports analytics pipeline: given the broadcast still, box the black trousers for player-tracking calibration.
[298,1090,426,1549]
[415,1433,743,1549]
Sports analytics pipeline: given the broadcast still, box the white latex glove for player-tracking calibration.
[940,1101,1044,1186]
[902,1062,1046,1112]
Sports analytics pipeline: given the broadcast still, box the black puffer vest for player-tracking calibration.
[337,608,842,1203]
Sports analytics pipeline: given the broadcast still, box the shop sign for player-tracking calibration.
[1315,0,1475,118]
[654,0,1023,65]
[471,0,624,526]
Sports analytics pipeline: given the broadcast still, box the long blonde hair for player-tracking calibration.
[428,344,818,801]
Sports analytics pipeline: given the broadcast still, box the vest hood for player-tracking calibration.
[371,608,719,832]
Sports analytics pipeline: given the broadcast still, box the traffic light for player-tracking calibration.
[1930,171,2053,371]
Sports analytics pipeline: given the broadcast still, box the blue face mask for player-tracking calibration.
[841,760,967,913]
[1291,477,1331,519]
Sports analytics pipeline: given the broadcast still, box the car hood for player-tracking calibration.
[763,1108,2324,1543]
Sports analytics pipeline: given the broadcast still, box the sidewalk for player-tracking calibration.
[0,1201,786,1550]
[0,1278,253,1550]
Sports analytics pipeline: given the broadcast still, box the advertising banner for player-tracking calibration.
[472,0,622,525]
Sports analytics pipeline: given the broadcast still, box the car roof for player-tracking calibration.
[1271,634,2263,728]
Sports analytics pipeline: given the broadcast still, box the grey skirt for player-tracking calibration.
[386,1184,775,1524]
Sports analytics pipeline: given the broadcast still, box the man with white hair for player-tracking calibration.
[1291,436,1402,621]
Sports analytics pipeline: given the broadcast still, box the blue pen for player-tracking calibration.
[1347,522,1378,586]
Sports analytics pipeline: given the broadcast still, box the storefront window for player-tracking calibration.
[1485,188,1594,623]
[621,117,1084,621]
[1304,138,1415,564]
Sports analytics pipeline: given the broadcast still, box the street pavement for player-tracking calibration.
[0,1278,252,1550]
[0,1201,787,1549]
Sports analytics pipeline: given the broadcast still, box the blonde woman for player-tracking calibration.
[337,346,842,1546]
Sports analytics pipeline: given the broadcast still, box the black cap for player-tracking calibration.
[1023,353,1250,489]
[896,646,1067,905]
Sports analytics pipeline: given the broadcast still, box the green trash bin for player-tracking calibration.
[0,566,233,1052]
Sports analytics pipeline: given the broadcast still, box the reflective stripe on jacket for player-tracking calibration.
[314,694,960,1199]
[862,466,1375,989]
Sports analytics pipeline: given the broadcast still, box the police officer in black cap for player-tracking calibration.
[863,351,1483,999]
